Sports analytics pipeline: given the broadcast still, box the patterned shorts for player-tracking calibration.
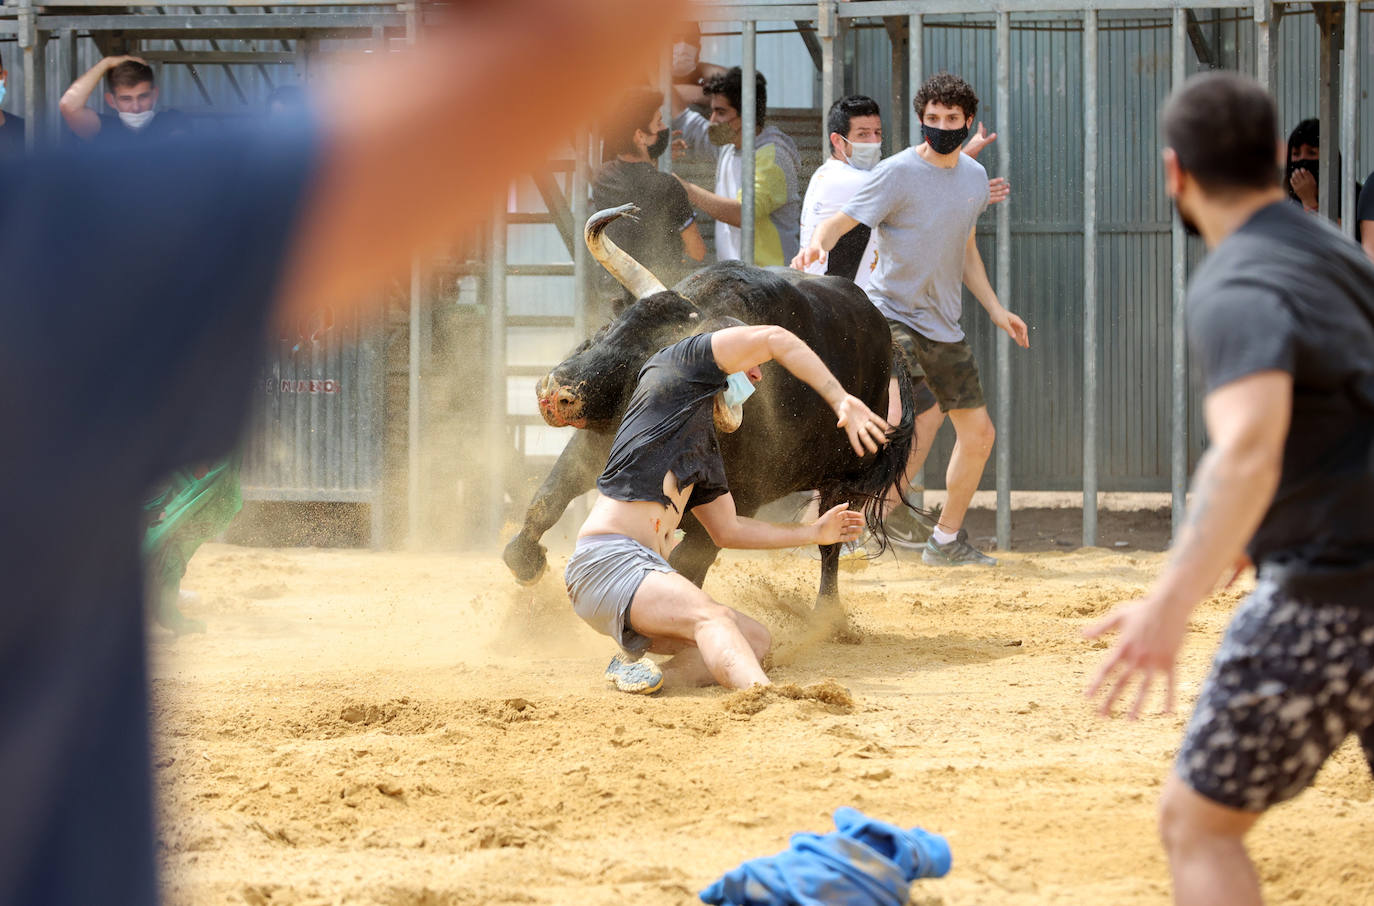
[887,319,985,413]
[1177,576,1374,812]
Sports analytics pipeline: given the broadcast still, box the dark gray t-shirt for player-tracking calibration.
[597,332,730,512]
[844,147,988,343]
[1186,201,1374,604]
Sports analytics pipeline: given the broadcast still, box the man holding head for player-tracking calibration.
[0,50,24,156]
[1086,72,1374,906]
[795,73,1029,566]
[60,55,189,144]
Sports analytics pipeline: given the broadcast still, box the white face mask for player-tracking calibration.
[671,42,699,78]
[118,109,156,132]
[842,138,882,171]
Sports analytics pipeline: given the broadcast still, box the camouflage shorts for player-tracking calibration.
[1177,576,1374,812]
[887,319,985,413]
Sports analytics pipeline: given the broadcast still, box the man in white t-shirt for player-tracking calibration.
[800,94,1008,292]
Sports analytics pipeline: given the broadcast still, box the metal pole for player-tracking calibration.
[1083,9,1099,548]
[888,17,908,161]
[487,195,509,545]
[995,10,1011,551]
[908,13,923,148]
[1171,7,1188,533]
[407,256,422,546]
[1317,4,1337,221]
[740,19,757,266]
[1254,1,1276,95]
[820,0,837,159]
[1340,0,1358,240]
[658,44,674,176]
[18,5,44,151]
[573,131,591,341]
[908,11,924,510]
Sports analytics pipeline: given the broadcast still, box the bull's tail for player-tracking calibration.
[818,346,935,555]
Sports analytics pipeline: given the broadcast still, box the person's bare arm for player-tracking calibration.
[962,227,1029,348]
[680,221,706,262]
[791,210,861,270]
[275,0,679,323]
[679,177,741,227]
[694,493,863,549]
[1085,370,1292,718]
[710,325,889,456]
[1362,221,1374,264]
[60,55,141,139]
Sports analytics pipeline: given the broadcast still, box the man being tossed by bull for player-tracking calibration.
[566,320,890,694]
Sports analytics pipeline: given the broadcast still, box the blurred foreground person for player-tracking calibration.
[0,0,677,902]
[1086,72,1374,906]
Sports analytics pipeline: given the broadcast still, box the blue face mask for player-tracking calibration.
[722,371,755,409]
[0,81,7,107]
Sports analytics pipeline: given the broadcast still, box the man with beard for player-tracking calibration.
[1086,72,1374,906]
[591,87,706,320]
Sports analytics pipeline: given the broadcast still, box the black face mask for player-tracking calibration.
[646,128,670,160]
[921,123,969,155]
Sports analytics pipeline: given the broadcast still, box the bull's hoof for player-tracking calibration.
[815,595,861,644]
[503,535,549,586]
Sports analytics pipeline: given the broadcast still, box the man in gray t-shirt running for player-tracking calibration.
[794,72,1029,566]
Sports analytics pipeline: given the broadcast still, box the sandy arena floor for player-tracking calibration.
[151,540,1374,906]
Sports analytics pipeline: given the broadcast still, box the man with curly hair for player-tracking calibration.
[794,72,1029,566]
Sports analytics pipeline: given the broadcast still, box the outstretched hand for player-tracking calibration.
[989,176,1011,205]
[963,122,998,159]
[833,394,889,456]
[1083,596,1190,720]
[791,244,826,271]
[814,502,865,546]
[993,308,1030,348]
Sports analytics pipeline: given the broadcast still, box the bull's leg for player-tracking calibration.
[813,491,858,641]
[668,510,721,587]
[502,429,613,585]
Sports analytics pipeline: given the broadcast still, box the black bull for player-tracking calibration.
[502,260,917,604]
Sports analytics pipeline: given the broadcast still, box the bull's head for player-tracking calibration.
[536,205,702,429]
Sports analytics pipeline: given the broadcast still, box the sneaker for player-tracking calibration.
[604,653,663,695]
[922,529,998,567]
[885,504,939,550]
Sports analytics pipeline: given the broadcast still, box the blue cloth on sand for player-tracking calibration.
[699,807,952,906]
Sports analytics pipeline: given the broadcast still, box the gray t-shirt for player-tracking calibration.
[844,147,989,343]
[1187,201,1374,605]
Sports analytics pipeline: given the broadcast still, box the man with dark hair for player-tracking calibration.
[568,321,885,694]
[0,0,678,901]
[59,55,189,143]
[1086,71,1374,906]
[590,86,705,319]
[675,66,802,266]
[0,49,24,156]
[1360,174,1374,264]
[795,72,1029,566]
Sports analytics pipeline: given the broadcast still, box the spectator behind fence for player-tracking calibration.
[59,55,190,145]
[1284,117,1362,236]
[0,49,23,157]
[590,86,706,321]
[667,20,726,122]
[675,67,801,266]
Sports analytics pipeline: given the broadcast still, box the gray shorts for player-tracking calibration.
[1177,574,1374,812]
[564,534,674,657]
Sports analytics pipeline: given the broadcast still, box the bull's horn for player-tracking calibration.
[584,203,668,299]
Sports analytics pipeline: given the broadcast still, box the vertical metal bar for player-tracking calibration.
[1254,1,1276,95]
[1171,7,1188,533]
[405,2,422,548]
[658,45,674,176]
[487,196,509,544]
[407,256,422,546]
[909,14,923,148]
[18,6,44,151]
[740,19,757,267]
[1340,0,1358,239]
[887,17,908,160]
[820,0,837,159]
[1317,5,1337,221]
[572,131,591,341]
[1083,9,1098,548]
[995,10,1011,551]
